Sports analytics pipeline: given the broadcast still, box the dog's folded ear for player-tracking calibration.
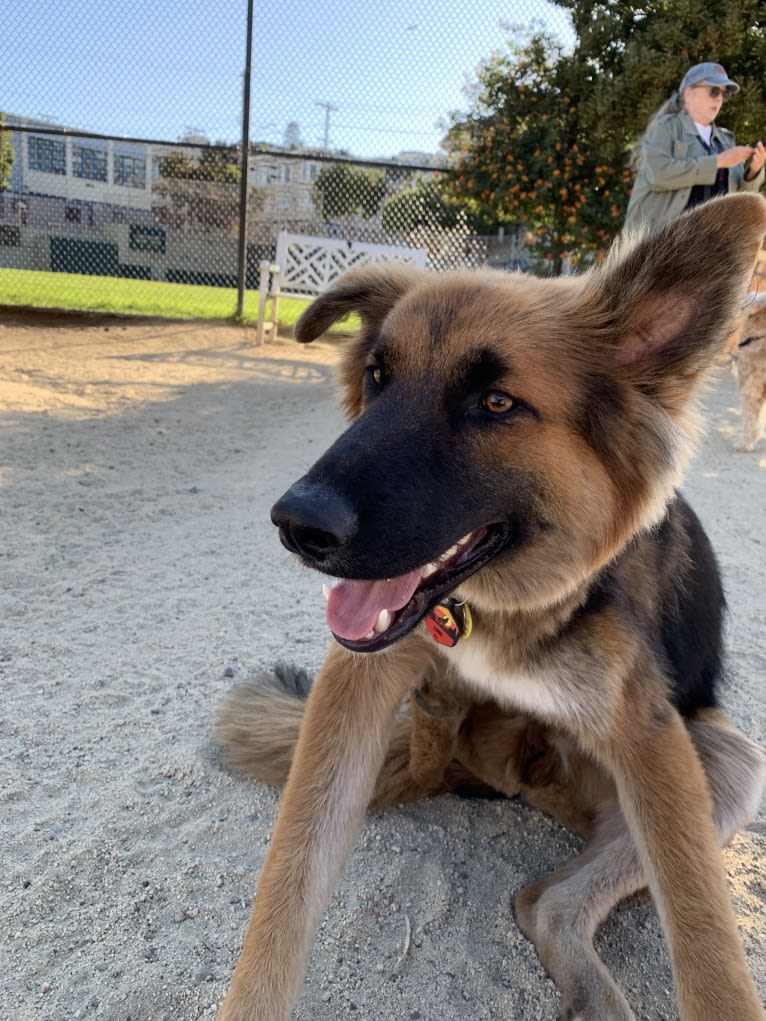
[294,264,421,343]
[585,193,766,410]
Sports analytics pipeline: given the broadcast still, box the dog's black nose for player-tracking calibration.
[271,481,358,564]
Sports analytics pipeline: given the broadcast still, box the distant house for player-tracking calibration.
[0,117,175,277]
[2,115,156,232]
[248,148,323,224]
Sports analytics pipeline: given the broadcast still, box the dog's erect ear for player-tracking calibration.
[294,264,421,343]
[585,193,766,409]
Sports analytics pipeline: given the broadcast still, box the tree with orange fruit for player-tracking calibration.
[445,29,632,275]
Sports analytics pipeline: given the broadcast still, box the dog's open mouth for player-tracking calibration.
[321,523,510,652]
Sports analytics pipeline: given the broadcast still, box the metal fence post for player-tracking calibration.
[235,0,254,320]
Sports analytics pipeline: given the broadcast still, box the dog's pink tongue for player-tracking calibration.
[326,570,423,640]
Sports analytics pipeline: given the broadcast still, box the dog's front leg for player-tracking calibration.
[217,640,416,1021]
[607,706,764,1021]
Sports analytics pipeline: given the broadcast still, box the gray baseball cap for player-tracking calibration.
[680,62,740,94]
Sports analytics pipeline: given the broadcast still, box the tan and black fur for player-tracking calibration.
[215,194,766,1021]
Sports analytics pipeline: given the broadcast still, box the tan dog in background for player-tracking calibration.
[215,194,766,1021]
[733,295,766,451]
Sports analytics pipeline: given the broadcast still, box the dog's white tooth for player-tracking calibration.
[422,562,438,578]
[322,584,331,602]
[442,545,459,561]
[373,608,391,633]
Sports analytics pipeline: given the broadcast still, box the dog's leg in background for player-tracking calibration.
[216,640,419,1021]
[735,356,766,451]
[517,802,641,1021]
[515,710,765,1021]
[604,706,765,1020]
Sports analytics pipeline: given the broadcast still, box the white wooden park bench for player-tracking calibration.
[256,231,428,343]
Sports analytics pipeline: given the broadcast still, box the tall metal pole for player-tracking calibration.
[235,0,254,319]
[315,101,338,149]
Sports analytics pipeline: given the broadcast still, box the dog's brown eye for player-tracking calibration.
[482,391,514,414]
[367,365,386,392]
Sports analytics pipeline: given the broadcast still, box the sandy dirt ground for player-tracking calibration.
[1,308,764,1021]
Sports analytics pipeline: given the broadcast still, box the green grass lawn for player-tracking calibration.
[0,267,356,333]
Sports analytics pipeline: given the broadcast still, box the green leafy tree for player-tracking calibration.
[155,145,242,231]
[0,112,15,190]
[313,163,385,230]
[447,29,630,274]
[381,177,465,234]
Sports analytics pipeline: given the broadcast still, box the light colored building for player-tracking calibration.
[1,116,170,276]
[248,148,323,223]
[5,116,155,221]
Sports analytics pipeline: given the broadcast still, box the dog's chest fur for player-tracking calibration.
[441,636,566,718]
[432,618,622,739]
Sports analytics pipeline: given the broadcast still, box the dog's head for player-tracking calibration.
[272,194,766,652]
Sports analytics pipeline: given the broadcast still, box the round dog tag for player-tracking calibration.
[424,598,472,646]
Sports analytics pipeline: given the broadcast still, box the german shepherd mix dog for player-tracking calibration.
[215,194,766,1021]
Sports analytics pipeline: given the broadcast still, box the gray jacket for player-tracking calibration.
[624,109,764,232]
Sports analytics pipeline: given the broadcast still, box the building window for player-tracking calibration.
[129,224,166,253]
[114,154,146,188]
[301,162,319,183]
[28,136,66,175]
[0,225,21,246]
[73,145,108,182]
[257,165,277,186]
[65,205,82,223]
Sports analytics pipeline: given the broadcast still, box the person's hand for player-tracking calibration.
[716,145,755,169]
[744,140,766,180]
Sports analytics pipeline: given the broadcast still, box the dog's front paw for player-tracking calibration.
[734,437,758,452]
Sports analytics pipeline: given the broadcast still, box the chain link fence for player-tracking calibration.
[0,0,572,322]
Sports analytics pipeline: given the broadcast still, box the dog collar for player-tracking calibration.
[424,597,472,647]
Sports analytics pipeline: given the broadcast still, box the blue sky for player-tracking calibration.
[1,0,574,159]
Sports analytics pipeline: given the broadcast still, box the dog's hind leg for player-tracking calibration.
[370,673,492,809]
[514,710,765,1021]
[366,695,465,811]
[736,391,766,451]
[516,804,639,1021]
[456,706,610,834]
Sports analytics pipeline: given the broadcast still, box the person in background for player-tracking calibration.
[624,62,766,233]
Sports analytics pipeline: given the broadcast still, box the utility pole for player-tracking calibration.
[315,101,338,149]
[235,0,254,319]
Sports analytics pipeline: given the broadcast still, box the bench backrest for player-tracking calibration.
[274,231,427,297]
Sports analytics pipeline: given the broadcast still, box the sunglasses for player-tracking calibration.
[693,84,731,101]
